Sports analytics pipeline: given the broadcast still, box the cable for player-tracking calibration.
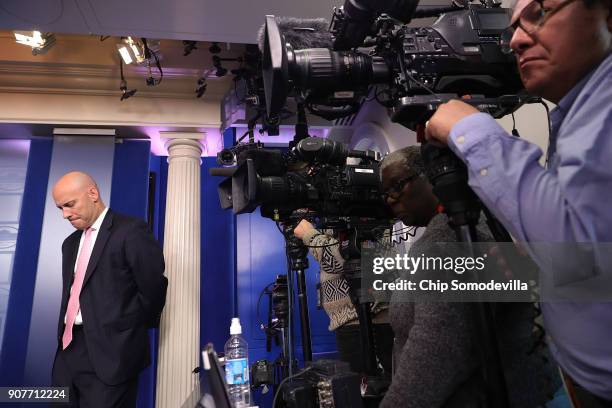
[403,70,441,99]
[305,241,342,249]
[539,101,553,166]
[272,366,314,408]
[396,45,441,100]
[142,38,163,85]
[275,221,284,235]
[256,282,275,328]
[540,101,552,140]
[151,49,164,84]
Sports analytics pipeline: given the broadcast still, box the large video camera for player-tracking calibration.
[262,0,532,128]
[213,136,391,226]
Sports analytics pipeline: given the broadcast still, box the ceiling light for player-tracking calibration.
[117,45,133,64]
[116,36,145,65]
[14,31,56,55]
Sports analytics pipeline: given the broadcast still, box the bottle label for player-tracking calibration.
[225,358,249,385]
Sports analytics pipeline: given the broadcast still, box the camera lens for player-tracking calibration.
[217,149,236,166]
[290,49,388,91]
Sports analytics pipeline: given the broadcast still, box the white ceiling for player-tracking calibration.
[0,0,344,44]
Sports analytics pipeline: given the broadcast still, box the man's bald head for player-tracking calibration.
[53,171,105,230]
[53,171,98,195]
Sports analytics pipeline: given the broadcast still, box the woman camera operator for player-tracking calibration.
[293,219,394,376]
[379,146,559,408]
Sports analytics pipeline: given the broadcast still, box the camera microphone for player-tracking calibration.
[257,16,333,52]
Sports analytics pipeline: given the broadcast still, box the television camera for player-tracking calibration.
[212,0,539,405]
[262,0,536,129]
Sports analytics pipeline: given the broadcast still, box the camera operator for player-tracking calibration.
[293,219,394,375]
[424,0,612,405]
[378,146,559,408]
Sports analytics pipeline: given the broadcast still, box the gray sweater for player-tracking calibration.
[380,214,559,408]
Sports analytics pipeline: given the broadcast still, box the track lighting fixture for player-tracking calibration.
[208,42,221,54]
[14,31,56,55]
[183,40,198,56]
[195,77,207,98]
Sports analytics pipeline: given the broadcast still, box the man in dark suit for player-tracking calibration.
[51,171,167,407]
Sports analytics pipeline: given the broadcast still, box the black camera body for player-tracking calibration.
[262,1,527,127]
[251,360,275,388]
[213,137,392,225]
[282,360,363,408]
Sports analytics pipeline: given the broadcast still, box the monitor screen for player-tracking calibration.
[474,9,509,31]
[197,344,232,408]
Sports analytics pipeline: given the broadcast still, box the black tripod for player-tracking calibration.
[344,259,379,376]
[338,228,385,378]
[282,226,314,370]
[337,228,391,407]
[266,275,292,381]
[421,143,510,408]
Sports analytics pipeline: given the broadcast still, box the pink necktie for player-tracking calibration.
[62,227,94,350]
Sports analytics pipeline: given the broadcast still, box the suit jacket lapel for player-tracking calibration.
[59,231,80,338]
[82,211,114,289]
[64,232,80,289]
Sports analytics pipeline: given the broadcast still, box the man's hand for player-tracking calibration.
[293,219,315,240]
[425,99,479,146]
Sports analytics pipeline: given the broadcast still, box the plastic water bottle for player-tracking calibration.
[224,318,251,407]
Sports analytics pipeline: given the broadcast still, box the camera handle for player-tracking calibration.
[392,93,541,130]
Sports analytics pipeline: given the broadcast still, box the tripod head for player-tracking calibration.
[282,221,310,272]
[420,143,482,230]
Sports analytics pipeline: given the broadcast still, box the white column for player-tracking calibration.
[156,133,205,408]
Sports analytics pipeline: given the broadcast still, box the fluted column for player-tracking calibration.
[156,134,204,408]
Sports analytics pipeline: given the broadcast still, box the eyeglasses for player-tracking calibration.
[382,173,420,201]
[499,0,579,54]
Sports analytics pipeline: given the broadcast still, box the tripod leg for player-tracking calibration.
[296,268,313,363]
[346,272,378,376]
[356,303,379,376]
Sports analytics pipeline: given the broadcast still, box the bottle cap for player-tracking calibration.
[230,317,242,335]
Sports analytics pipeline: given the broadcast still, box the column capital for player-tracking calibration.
[161,132,206,161]
[160,131,206,156]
